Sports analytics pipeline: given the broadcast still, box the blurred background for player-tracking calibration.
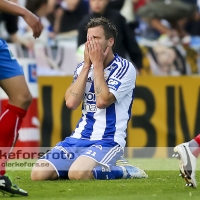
[1,0,200,158]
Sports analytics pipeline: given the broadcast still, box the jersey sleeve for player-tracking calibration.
[107,61,136,103]
[72,62,84,83]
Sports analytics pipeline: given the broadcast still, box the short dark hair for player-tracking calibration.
[26,0,48,14]
[86,17,118,47]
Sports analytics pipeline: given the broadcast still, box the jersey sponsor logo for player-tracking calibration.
[84,92,96,102]
[83,102,97,112]
[28,64,37,83]
[107,78,121,91]
[87,77,92,83]
[83,92,97,112]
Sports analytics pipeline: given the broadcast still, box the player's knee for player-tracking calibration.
[31,168,57,181]
[18,92,32,108]
[11,91,32,109]
[68,169,92,180]
[31,169,47,181]
[31,162,58,181]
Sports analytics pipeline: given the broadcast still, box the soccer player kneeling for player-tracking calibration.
[31,17,147,181]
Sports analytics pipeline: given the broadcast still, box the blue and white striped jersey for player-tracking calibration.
[71,54,136,147]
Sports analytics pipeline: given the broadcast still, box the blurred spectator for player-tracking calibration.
[146,45,187,75]
[0,0,32,49]
[185,7,200,36]
[108,0,125,10]
[20,0,53,44]
[53,0,89,34]
[137,0,198,42]
[47,0,57,13]
[78,0,143,72]
[133,0,152,12]
[107,0,138,30]
[26,0,50,17]
[0,12,18,40]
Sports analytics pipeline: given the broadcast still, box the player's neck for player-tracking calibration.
[103,51,115,69]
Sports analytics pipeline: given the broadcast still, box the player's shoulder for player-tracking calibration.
[115,55,136,71]
[74,61,84,74]
[77,61,84,69]
[113,55,136,80]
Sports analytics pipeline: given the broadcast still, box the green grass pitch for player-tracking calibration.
[1,158,200,200]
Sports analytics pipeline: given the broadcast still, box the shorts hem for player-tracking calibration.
[79,155,109,167]
[0,73,24,80]
[39,159,60,177]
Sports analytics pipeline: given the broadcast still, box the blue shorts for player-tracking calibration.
[40,137,123,179]
[0,39,24,80]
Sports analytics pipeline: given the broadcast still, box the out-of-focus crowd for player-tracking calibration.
[1,0,200,75]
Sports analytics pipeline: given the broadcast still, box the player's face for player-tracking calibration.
[89,0,109,13]
[87,26,112,52]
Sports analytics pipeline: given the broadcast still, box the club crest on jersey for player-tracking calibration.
[107,78,121,91]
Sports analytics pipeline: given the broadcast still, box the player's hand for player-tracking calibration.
[84,41,92,67]
[87,36,109,66]
[22,10,43,38]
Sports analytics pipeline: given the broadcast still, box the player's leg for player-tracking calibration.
[0,40,32,172]
[0,75,32,151]
[31,138,79,181]
[0,72,32,175]
[68,156,97,180]
[0,75,32,109]
[0,41,31,196]
[92,145,148,180]
[173,134,200,188]
[68,142,148,180]
[31,159,59,181]
[68,143,123,180]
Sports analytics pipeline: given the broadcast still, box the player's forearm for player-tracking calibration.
[93,64,111,109]
[65,66,90,110]
[0,0,28,17]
